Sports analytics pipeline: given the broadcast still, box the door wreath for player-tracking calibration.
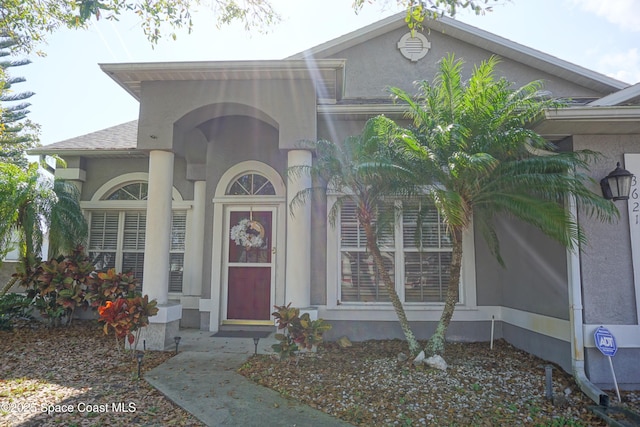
[230,218,265,248]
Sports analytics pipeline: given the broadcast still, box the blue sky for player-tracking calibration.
[16,0,640,145]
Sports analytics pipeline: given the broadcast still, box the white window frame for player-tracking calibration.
[82,173,193,295]
[326,194,477,310]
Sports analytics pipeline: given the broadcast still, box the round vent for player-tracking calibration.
[397,32,431,62]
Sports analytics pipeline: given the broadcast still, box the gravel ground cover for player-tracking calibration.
[239,339,640,426]
[2,320,639,427]
[0,320,204,427]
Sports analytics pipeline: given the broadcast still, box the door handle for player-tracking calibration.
[271,247,276,254]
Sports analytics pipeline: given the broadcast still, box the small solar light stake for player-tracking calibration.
[545,365,553,400]
[253,337,260,355]
[136,351,144,379]
[174,336,182,354]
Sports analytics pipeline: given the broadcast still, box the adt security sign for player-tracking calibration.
[594,326,617,357]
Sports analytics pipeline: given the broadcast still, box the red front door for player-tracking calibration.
[227,210,273,321]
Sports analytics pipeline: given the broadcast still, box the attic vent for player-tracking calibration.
[397,32,431,62]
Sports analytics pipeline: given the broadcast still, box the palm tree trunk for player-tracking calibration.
[0,276,18,297]
[425,227,464,357]
[360,216,421,356]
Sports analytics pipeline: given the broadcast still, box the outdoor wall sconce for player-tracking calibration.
[600,162,634,201]
[136,351,144,378]
[174,336,182,354]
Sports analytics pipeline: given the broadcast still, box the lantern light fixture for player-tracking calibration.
[600,162,634,201]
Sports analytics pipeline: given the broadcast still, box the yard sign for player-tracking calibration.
[594,326,621,402]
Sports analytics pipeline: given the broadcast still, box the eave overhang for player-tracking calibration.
[531,107,640,141]
[28,148,146,159]
[100,59,347,102]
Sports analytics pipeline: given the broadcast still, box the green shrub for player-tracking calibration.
[30,248,95,326]
[271,303,331,360]
[0,293,34,330]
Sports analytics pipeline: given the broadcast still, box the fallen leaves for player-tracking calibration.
[0,320,204,427]
[239,339,640,426]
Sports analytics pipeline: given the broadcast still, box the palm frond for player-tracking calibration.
[48,179,87,257]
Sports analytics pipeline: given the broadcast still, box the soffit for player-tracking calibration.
[100,60,346,102]
[531,107,640,141]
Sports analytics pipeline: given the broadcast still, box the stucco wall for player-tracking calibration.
[200,116,286,305]
[310,183,328,306]
[138,79,317,151]
[325,319,495,343]
[80,156,192,202]
[326,26,604,100]
[585,347,638,390]
[572,135,638,324]
[503,323,571,372]
[475,216,569,319]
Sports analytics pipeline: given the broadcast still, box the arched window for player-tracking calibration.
[226,173,275,196]
[105,182,148,200]
[88,180,186,293]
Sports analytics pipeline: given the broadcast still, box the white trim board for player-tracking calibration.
[583,324,640,348]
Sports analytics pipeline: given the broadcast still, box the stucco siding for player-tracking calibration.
[572,135,638,325]
[80,157,192,202]
[138,79,317,151]
[201,116,286,302]
[325,319,494,343]
[310,186,328,306]
[325,26,604,100]
[82,157,148,201]
[475,216,569,320]
[586,347,640,389]
[503,323,571,372]
[317,118,368,145]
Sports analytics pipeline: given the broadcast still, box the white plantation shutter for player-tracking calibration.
[88,212,118,271]
[123,212,146,250]
[340,201,364,248]
[122,252,144,288]
[121,212,146,291]
[89,212,119,251]
[402,202,452,303]
[171,211,186,251]
[169,211,186,292]
[337,199,453,304]
[87,207,187,294]
[339,200,392,303]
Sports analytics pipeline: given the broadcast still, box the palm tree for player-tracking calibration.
[388,54,619,357]
[0,161,87,294]
[290,118,424,356]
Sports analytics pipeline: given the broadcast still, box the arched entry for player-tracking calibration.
[210,161,286,328]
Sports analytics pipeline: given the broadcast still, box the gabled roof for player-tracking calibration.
[30,120,140,157]
[288,12,629,95]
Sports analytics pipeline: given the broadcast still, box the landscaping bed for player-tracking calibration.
[0,320,204,427]
[239,339,640,426]
[2,320,639,426]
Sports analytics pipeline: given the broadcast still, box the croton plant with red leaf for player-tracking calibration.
[88,268,138,308]
[271,303,331,360]
[98,295,158,353]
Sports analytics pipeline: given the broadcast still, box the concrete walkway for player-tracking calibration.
[144,328,352,426]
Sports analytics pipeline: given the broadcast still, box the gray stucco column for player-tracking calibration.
[140,149,181,350]
[285,149,312,308]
